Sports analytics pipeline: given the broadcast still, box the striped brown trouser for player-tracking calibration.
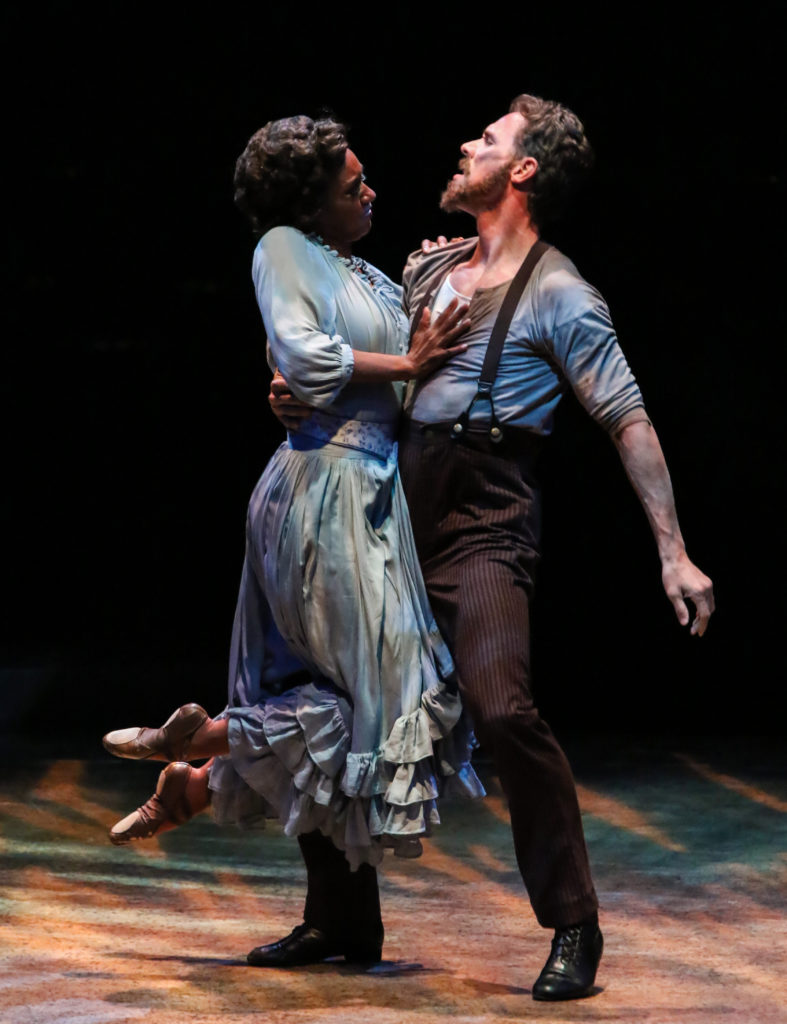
[397,422,599,929]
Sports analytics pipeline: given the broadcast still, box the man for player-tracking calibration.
[265,94,714,1001]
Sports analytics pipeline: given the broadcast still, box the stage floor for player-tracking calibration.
[0,737,784,1024]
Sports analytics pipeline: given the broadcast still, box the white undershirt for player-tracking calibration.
[430,273,472,317]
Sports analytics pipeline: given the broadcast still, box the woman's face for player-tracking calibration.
[313,149,376,257]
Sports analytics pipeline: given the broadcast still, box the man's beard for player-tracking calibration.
[440,161,513,214]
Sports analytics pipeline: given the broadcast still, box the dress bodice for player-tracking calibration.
[253,227,409,425]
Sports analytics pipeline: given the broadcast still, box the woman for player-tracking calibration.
[103,116,482,962]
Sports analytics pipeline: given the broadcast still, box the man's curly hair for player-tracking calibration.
[508,95,594,228]
[234,115,348,235]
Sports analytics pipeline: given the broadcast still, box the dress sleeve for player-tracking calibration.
[253,227,355,407]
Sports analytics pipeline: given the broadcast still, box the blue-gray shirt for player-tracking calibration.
[403,239,647,435]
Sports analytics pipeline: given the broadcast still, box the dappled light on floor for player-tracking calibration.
[1,741,784,1023]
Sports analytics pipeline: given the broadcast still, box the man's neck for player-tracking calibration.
[471,202,539,270]
[470,207,536,262]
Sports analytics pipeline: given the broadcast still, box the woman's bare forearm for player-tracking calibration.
[350,349,418,382]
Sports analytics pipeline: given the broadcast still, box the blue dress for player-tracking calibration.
[208,228,482,868]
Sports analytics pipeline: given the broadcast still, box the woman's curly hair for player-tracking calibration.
[234,115,348,235]
[508,95,594,228]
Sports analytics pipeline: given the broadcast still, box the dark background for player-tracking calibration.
[4,6,785,747]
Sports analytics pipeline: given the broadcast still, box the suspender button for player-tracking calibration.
[490,426,503,443]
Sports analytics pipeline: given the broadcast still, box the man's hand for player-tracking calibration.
[268,371,313,431]
[661,552,715,637]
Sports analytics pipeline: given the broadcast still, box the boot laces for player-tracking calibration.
[552,924,584,962]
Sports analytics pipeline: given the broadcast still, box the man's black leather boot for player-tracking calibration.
[247,922,383,967]
[532,919,603,1001]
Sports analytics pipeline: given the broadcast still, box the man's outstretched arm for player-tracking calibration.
[613,420,715,636]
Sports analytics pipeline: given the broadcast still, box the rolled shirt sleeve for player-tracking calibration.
[535,258,648,435]
[549,303,648,433]
[253,226,355,407]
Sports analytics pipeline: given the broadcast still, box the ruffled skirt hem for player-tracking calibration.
[208,680,485,869]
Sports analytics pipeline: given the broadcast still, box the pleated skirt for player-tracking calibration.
[209,423,483,868]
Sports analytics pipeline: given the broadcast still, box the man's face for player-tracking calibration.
[440,112,527,214]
